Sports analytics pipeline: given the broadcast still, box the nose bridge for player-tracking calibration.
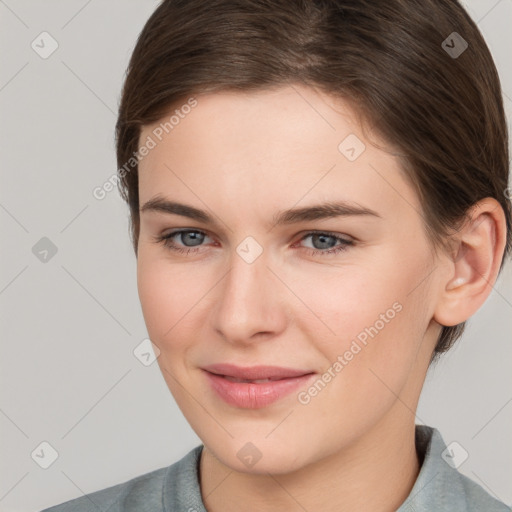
[212,242,285,343]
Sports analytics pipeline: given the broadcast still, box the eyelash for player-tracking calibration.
[153,229,354,257]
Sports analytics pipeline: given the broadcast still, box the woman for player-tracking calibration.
[42,0,511,510]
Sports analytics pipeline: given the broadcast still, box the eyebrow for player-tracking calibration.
[140,196,381,228]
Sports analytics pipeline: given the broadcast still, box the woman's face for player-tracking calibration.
[136,85,444,474]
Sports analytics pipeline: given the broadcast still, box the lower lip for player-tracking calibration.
[203,370,316,409]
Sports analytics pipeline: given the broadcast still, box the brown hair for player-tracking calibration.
[115,0,511,357]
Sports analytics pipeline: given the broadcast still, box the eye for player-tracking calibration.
[153,229,213,255]
[153,229,354,257]
[295,231,354,256]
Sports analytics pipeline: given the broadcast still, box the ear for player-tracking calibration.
[433,198,508,327]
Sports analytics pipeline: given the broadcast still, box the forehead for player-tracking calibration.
[137,85,420,225]
[140,85,363,158]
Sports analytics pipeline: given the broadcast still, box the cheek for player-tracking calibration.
[295,255,428,399]
[136,249,223,372]
[288,260,405,344]
[136,253,193,344]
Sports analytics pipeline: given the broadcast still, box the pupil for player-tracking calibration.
[183,232,203,246]
[313,234,335,250]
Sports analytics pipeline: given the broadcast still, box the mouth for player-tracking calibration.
[220,375,289,383]
[201,364,316,409]
[202,363,314,381]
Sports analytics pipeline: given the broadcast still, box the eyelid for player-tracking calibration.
[158,228,354,244]
[157,227,213,240]
[295,229,354,242]
[156,228,214,246]
[156,228,355,258]
[292,230,354,253]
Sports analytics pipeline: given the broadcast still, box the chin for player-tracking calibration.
[203,435,318,476]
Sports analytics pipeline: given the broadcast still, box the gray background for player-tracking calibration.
[0,1,511,511]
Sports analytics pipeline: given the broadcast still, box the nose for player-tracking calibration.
[210,247,287,345]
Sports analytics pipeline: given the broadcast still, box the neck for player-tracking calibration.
[199,412,420,512]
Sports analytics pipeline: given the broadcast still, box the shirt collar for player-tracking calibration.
[398,424,471,511]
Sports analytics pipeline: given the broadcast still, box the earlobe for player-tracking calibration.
[433,198,507,327]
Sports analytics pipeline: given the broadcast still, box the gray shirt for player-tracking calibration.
[40,425,509,511]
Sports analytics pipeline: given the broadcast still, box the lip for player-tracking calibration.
[202,364,316,409]
[202,363,313,380]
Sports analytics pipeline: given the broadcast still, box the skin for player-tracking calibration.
[136,85,506,512]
